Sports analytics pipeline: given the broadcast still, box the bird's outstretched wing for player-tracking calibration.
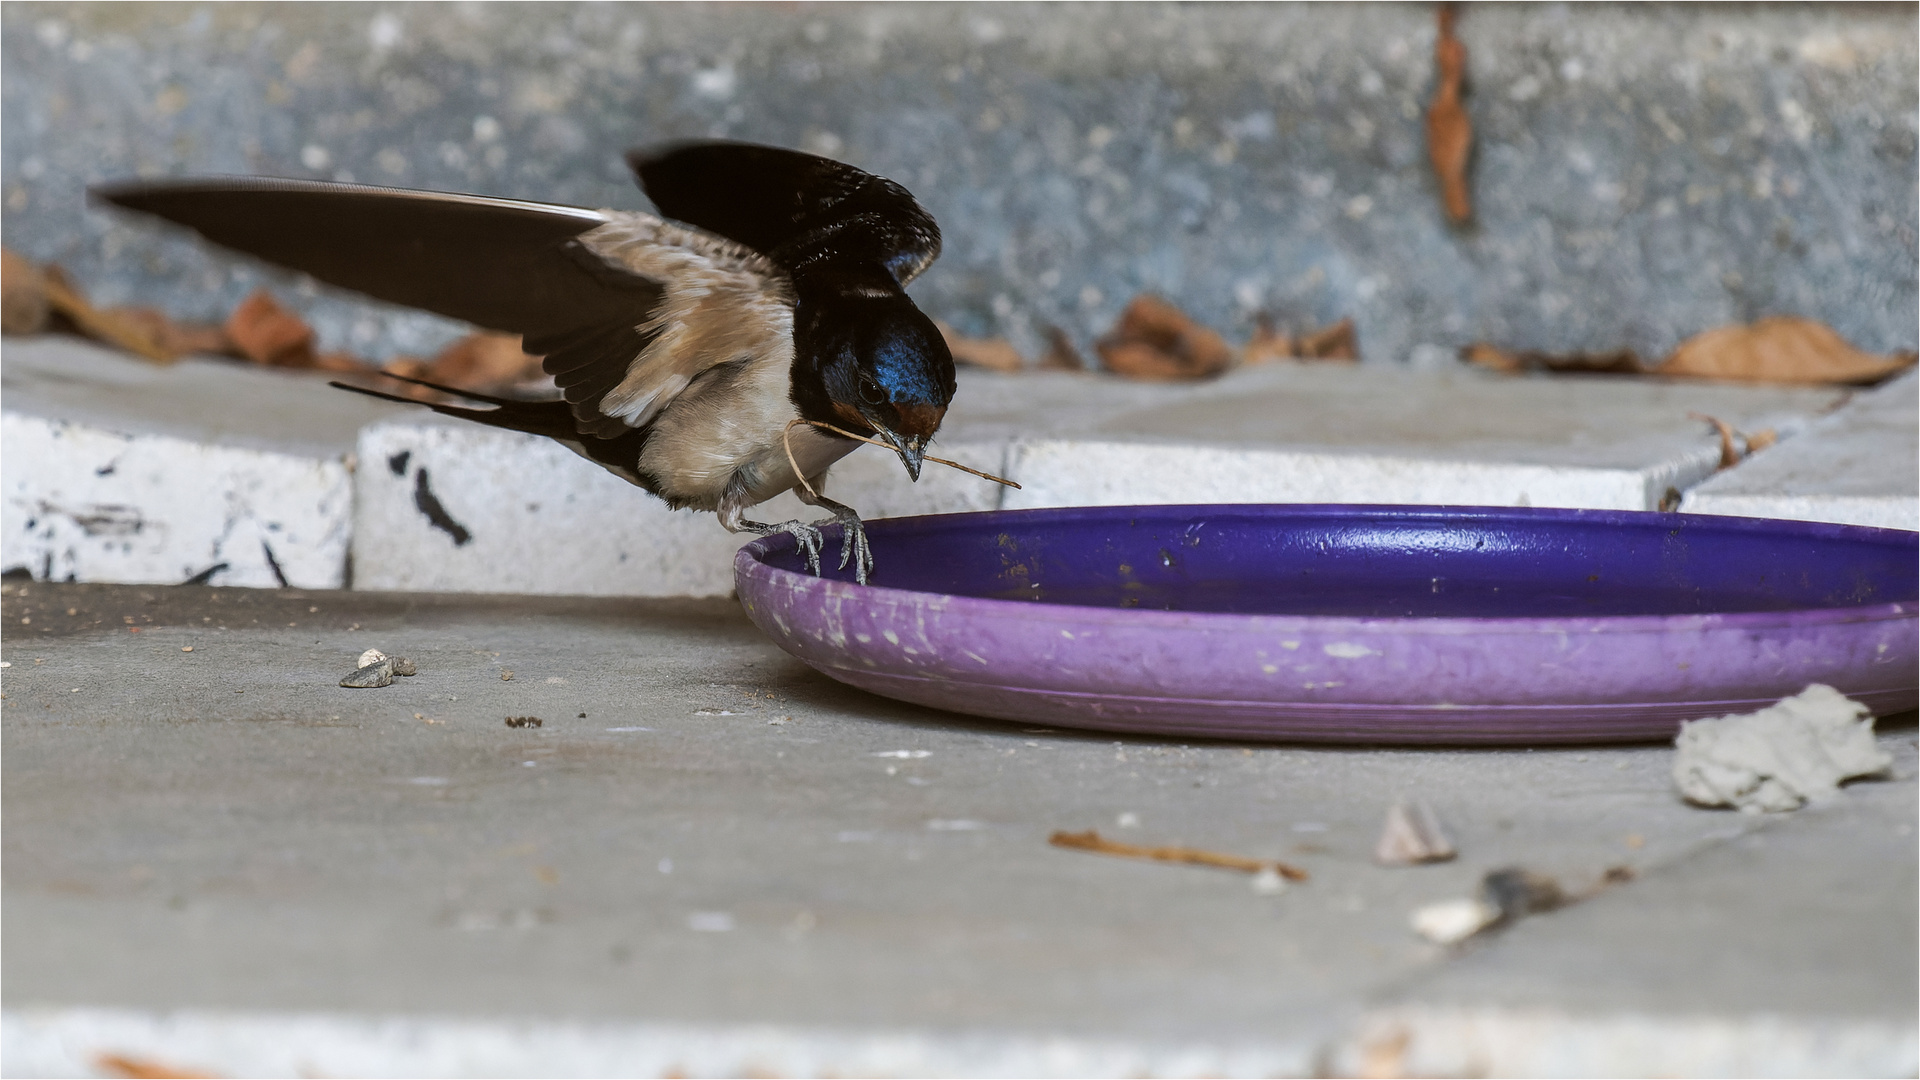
[630,142,942,286]
[90,176,658,339]
[90,175,789,439]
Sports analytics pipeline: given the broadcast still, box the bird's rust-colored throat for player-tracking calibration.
[782,418,1021,499]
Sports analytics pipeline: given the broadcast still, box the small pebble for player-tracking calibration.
[357,649,387,668]
[181,647,193,653]
[340,658,396,688]
[505,716,542,728]
[391,657,417,676]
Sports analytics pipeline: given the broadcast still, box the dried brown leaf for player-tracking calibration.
[1659,316,1917,386]
[1241,313,1295,365]
[1296,317,1359,361]
[92,1052,217,1079]
[1,247,50,334]
[425,332,544,390]
[1038,325,1088,372]
[1094,295,1234,381]
[1465,343,1644,375]
[1464,343,1523,373]
[1688,411,1779,470]
[102,306,230,358]
[935,320,1025,373]
[42,266,178,363]
[224,289,317,367]
[1426,4,1473,225]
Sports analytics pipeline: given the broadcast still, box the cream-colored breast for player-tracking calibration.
[638,338,857,519]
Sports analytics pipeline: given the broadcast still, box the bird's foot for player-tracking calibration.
[742,518,826,577]
[799,496,874,585]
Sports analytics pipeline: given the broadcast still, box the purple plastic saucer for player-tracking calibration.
[734,505,1918,744]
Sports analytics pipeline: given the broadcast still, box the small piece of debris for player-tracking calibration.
[501,670,514,681]
[1115,811,1141,829]
[768,715,792,725]
[577,712,587,718]
[1250,865,1288,895]
[339,657,395,688]
[358,648,416,676]
[505,716,542,728]
[1481,867,1567,919]
[1411,865,1611,945]
[1049,829,1309,882]
[872,749,931,758]
[1412,897,1500,945]
[180,646,193,652]
[1374,800,1457,865]
[1674,684,1892,812]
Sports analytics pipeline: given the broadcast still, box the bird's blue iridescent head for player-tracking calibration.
[797,293,955,482]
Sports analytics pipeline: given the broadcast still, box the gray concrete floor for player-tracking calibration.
[3,580,1915,1077]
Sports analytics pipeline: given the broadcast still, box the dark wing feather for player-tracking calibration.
[629,141,941,285]
[89,176,662,341]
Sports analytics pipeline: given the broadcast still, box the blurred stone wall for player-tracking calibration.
[2,2,1914,364]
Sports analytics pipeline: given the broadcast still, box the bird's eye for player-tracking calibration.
[858,377,886,406]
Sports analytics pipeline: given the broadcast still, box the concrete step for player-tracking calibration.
[2,336,1877,597]
[2,337,412,589]
[1682,371,1919,532]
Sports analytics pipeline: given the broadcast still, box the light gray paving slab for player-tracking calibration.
[1683,372,1919,531]
[3,582,1913,1077]
[1,337,411,589]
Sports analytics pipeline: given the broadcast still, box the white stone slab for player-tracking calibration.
[1682,371,1919,531]
[2,337,1865,597]
[1,336,408,588]
[988,365,1846,512]
[350,418,1005,598]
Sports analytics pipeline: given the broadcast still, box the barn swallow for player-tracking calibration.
[91,141,958,584]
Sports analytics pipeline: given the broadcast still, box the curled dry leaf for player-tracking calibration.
[1241,313,1294,366]
[35,263,180,363]
[1687,412,1775,470]
[1658,316,1916,386]
[1426,3,1473,225]
[225,289,317,367]
[1095,295,1234,381]
[1466,344,1645,375]
[1039,325,1089,372]
[102,306,230,358]
[2,247,50,334]
[935,319,1025,373]
[424,331,545,389]
[1296,316,1359,361]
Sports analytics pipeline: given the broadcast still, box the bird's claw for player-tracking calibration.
[745,503,873,585]
[829,511,874,585]
[746,518,826,576]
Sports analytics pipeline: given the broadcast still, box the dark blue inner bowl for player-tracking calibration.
[768,505,1918,619]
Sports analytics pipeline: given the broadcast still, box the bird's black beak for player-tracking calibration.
[874,427,927,482]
